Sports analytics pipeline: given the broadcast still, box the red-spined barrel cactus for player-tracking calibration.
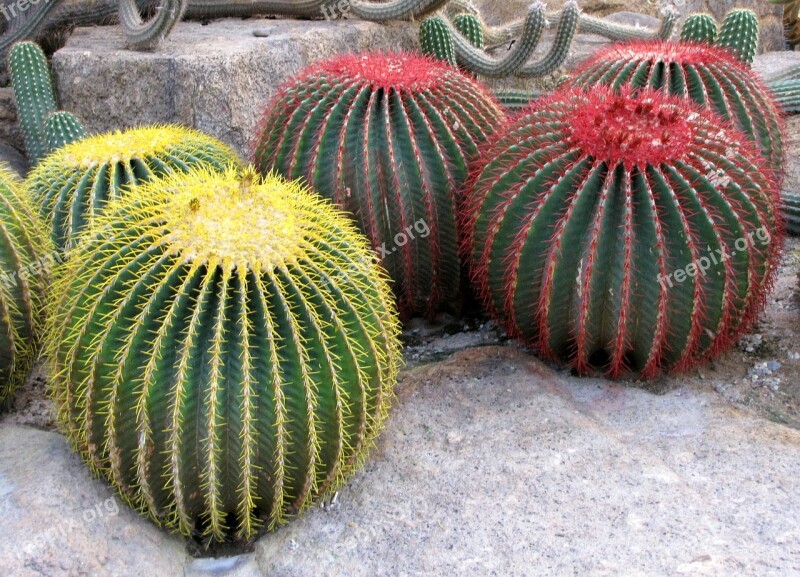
[47,167,402,541]
[253,52,506,318]
[571,41,784,172]
[465,86,782,379]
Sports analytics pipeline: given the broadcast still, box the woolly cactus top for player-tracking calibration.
[301,51,466,91]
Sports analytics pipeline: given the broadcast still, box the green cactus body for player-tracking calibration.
[715,9,759,66]
[465,86,782,379]
[44,111,88,154]
[0,164,50,407]
[679,13,718,45]
[453,13,484,49]
[571,41,784,172]
[25,125,239,250]
[769,78,800,114]
[9,41,58,166]
[420,16,456,66]
[47,167,402,542]
[253,52,505,319]
[495,89,538,111]
[783,192,800,235]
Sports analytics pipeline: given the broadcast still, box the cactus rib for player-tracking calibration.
[679,13,718,44]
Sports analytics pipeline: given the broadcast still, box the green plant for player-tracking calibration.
[0,164,50,407]
[253,52,505,319]
[571,41,784,171]
[783,192,800,235]
[453,13,484,49]
[679,13,718,44]
[46,166,401,542]
[464,85,782,379]
[25,125,239,250]
[715,8,759,66]
[768,78,800,114]
[420,16,456,66]
[44,111,88,153]
[8,41,58,165]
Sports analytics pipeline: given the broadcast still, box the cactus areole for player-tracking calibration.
[47,167,402,542]
[253,52,505,319]
[465,86,783,380]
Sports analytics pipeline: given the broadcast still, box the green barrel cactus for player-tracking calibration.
[464,85,782,379]
[0,164,50,407]
[454,13,485,49]
[571,41,784,172]
[46,167,402,541]
[715,8,759,66]
[253,52,505,318]
[25,125,239,250]
[420,16,457,66]
[43,111,88,153]
[8,41,57,166]
[679,13,718,45]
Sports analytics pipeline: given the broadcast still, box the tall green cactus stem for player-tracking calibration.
[444,2,546,78]
[119,0,188,50]
[253,52,505,319]
[420,17,456,66]
[43,111,88,154]
[453,13,484,49]
[348,0,449,21]
[783,192,800,235]
[8,41,58,166]
[46,166,401,542]
[715,9,759,66]
[0,164,49,407]
[571,41,784,172]
[519,0,579,77]
[768,78,800,114]
[25,125,239,250]
[679,13,718,44]
[465,86,782,379]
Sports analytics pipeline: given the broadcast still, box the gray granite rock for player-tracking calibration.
[53,19,419,160]
[0,140,28,178]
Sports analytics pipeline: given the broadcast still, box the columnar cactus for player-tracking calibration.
[464,86,782,379]
[420,17,457,66]
[8,41,57,165]
[571,41,784,172]
[253,52,505,318]
[25,125,239,250]
[679,13,718,44]
[783,193,800,236]
[46,167,402,541]
[0,164,49,407]
[453,13,484,49]
[43,111,88,153]
[715,8,759,66]
[768,78,800,114]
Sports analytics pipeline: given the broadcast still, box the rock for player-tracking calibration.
[0,140,28,178]
[753,51,800,82]
[0,425,187,577]
[53,20,418,160]
[255,347,800,577]
[0,87,24,155]
[783,116,800,196]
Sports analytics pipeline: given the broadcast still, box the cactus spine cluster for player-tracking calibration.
[679,13,718,44]
[571,41,784,171]
[465,86,782,379]
[9,42,58,165]
[47,167,402,541]
[0,164,50,407]
[253,52,505,318]
[25,125,239,250]
[715,9,759,66]
[420,17,457,66]
[43,111,88,153]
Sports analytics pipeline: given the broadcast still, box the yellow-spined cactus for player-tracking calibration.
[0,163,50,407]
[46,166,402,542]
[25,125,240,250]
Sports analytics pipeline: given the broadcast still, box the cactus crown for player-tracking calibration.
[313,52,444,90]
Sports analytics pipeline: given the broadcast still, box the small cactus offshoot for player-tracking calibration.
[25,125,239,250]
[253,52,505,319]
[679,13,718,44]
[47,167,402,542]
[0,164,50,407]
[715,8,759,66]
[420,16,457,66]
[464,85,783,379]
